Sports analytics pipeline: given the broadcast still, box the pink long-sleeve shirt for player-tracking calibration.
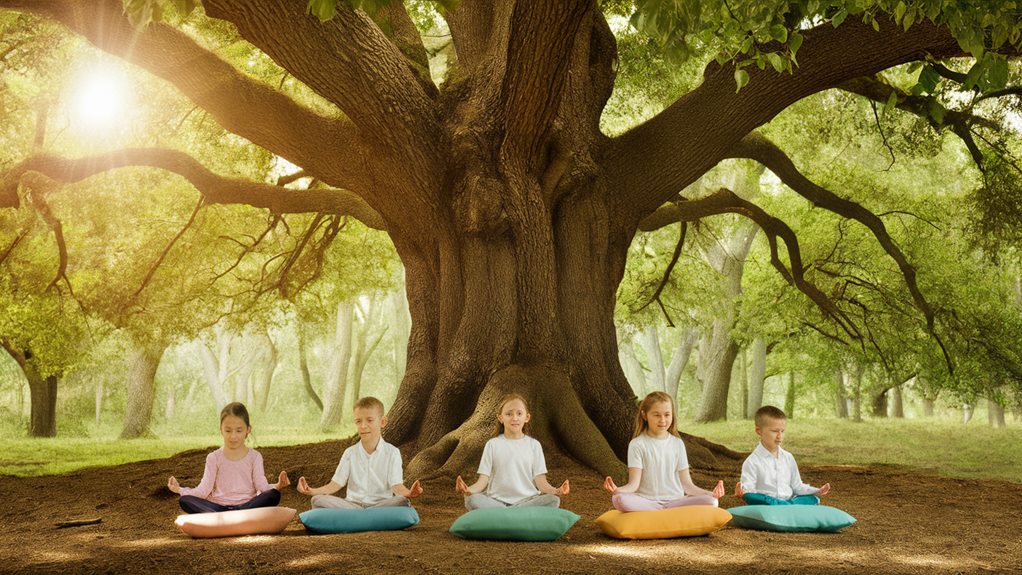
[179,448,274,506]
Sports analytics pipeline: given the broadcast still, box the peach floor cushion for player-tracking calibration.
[174,506,297,538]
[595,505,732,539]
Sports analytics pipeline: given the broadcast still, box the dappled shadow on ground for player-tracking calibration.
[0,441,1019,574]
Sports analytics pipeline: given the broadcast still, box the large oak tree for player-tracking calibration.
[2,0,1018,474]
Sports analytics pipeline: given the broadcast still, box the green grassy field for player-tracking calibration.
[1,418,1018,482]
[687,417,1022,483]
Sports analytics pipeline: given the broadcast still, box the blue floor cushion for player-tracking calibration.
[299,506,419,534]
[449,507,580,541]
[727,504,856,532]
[596,506,732,539]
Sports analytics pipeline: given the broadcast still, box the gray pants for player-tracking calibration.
[311,494,410,509]
[465,493,560,511]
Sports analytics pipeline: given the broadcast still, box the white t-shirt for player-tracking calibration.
[627,432,690,501]
[477,435,547,505]
[740,443,819,499]
[331,439,404,505]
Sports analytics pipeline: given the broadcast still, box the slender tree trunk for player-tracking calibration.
[834,370,848,418]
[95,381,103,425]
[298,323,323,411]
[738,347,748,420]
[618,337,647,396]
[165,386,175,420]
[872,389,888,418]
[747,338,767,417]
[694,319,739,422]
[665,327,698,403]
[390,284,410,387]
[921,397,935,417]
[349,298,389,405]
[963,403,973,423]
[637,325,665,393]
[785,371,796,419]
[891,384,905,418]
[1,341,58,437]
[851,364,863,422]
[251,329,277,412]
[320,301,354,430]
[121,338,167,439]
[987,398,1006,428]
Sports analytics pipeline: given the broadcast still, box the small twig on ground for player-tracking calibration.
[55,518,102,529]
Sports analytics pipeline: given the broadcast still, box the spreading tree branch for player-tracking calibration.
[1,149,386,229]
[607,17,966,225]
[124,195,205,309]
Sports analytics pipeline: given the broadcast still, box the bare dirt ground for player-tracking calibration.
[0,439,1019,575]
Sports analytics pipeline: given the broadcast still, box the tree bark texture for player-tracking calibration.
[747,338,767,417]
[2,0,971,473]
[320,301,354,431]
[638,326,665,393]
[120,338,167,439]
[891,384,905,418]
[1,342,57,437]
[666,327,699,404]
[834,370,849,418]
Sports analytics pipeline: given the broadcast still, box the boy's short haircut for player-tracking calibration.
[353,396,385,416]
[754,405,787,427]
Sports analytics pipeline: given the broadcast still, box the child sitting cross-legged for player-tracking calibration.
[603,391,725,511]
[297,397,422,509]
[734,405,831,505]
[455,393,570,509]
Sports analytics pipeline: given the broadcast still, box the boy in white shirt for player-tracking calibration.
[735,405,831,505]
[297,397,423,509]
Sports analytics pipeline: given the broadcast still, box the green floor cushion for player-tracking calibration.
[727,504,856,532]
[299,506,420,534]
[174,507,296,538]
[449,507,580,541]
[596,506,732,539]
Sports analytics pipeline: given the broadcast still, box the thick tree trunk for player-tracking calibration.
[320,301,354,431]
[891,384,905,418]
[747,338,767,417]
[120,339,167,439]
[921,397,935,417]
[785,371,796,419]
[1,342,58,437]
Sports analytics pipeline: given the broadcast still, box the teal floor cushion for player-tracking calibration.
[449,507,580,541]
[727,504,856,532]
[299,506,419,534]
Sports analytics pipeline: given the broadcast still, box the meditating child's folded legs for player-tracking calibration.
[179,496,229,514]
[743,492,819,505]
[512,494,560,508]
[612,493,663,512]
[465,493,507,510]
[312,494,364,509]
[663,494,719,508]
[236,488,281,510]
[366,496,411,508]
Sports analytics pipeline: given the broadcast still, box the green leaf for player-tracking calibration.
[789,31,803,56]
[306,0,337,22]
[832,9,847,27]
[884,89,899,113]
[767,52,786,73]
[734,68,750,92]
[769,24,788,43]
[871,18,880,32]
[917,64,941,94]
[894,1,907,23]
[903,8,914,31]
[928,100,946,125]
[989,56,1009,90]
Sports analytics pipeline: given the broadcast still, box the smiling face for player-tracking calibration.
[755,416,787,454]
[220,415,250,451]
[642,400,674,438]
[497,398,531,438]
[353,405,387,448]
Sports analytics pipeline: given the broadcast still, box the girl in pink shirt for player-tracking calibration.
[167,402,290,513]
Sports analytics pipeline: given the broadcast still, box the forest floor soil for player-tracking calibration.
[0,439,1018,575]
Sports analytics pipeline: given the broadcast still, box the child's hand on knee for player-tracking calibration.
[818,483,831,496]
[555,479,570,496]
[297,476,312,495]
[455,475,469,496]
[167,476,181,494]
[602,476,618,494]
[712,480,725,499]
[275,470,291,491]
[408,479,423,498]
[734,481,744,498]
